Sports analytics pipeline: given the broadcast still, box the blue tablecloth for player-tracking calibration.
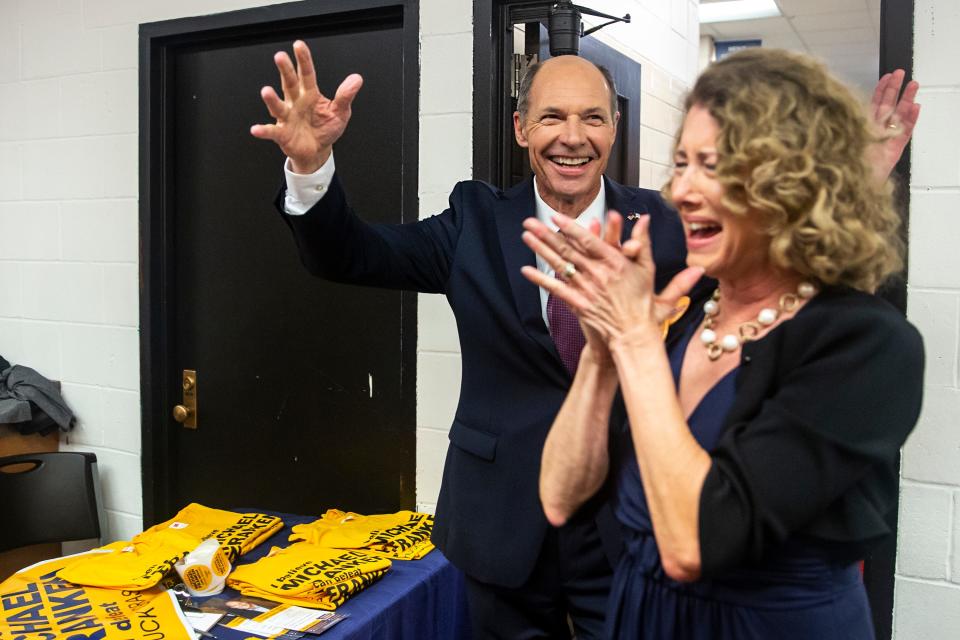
[208,510,471,640]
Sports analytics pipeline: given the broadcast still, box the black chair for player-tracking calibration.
[0,452,101,553]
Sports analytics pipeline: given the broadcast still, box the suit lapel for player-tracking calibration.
[493,179,566,368]
[605,176,641,244]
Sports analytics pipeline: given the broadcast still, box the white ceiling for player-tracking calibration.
[699,0,882,95]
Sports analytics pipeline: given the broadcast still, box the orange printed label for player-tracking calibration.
[183,565,212,591]
[212,548,230,576]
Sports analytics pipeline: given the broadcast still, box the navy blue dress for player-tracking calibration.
[606,320,874,639]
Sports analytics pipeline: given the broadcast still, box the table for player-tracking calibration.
[207,510,471,640]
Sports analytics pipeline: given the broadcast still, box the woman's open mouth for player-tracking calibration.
[688,221,721,240]
[686,220,722,250]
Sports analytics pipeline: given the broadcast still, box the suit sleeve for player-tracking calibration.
[275,174,463,294]
[697,306,925,576]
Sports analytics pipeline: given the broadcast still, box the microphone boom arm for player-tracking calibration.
[578,4,631,33]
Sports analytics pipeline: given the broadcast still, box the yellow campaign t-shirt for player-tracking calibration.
[227,543,391,610]
[0,551,194,640]
[58,503,283,590]
[288,509,435,560]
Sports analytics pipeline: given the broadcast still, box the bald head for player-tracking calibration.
[511,55,619,216]
[517,56,618,122]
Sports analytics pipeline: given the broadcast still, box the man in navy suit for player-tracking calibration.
[250,41,916,638]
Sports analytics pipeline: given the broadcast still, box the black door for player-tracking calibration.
[140,1,419,524]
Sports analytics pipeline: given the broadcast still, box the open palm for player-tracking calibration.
[250,40,363,174]
[868,69,920,182]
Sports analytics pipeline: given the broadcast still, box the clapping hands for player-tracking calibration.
[521,212,703,351]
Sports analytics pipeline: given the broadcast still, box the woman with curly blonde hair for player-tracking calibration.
[521,48,925,638]
[667,48,904,293]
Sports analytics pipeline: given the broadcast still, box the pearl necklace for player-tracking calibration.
[700,282,817,361]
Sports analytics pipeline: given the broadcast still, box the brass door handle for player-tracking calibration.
[174,369,198,428]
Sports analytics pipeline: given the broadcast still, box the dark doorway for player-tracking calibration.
[474,1,641,189]
[140,0,419,525]
[867,3,915,639]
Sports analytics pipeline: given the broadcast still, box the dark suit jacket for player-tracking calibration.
[694,286,924,576]
[279,174,690,587]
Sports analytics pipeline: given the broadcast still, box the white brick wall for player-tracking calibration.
[895,578,960,638]
[415,0,473,514]
[895,0,960,636]
[897,482,952,580]
[413,0,701,512]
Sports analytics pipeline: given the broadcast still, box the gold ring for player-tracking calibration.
[561,262,577,278]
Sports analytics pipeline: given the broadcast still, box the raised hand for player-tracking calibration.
[520,212,702,347]
[250,40,363,174]
[868,69,920,183]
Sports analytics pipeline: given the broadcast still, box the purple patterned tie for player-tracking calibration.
[547,292,586,376]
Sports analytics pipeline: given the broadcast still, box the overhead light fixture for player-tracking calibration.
[699,0,781,24]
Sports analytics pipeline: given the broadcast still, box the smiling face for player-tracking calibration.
[670,104,772,282]
[513,57,619,217]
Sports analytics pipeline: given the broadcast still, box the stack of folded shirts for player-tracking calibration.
[226,543,391,610]
[289,509,435,560]
[0,551,195,640]
[58,503,283,589]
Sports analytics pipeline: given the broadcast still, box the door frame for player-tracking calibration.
[138,0,420,526]
[869,3,914,638]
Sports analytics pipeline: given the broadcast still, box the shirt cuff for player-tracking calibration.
[283,154,336,216]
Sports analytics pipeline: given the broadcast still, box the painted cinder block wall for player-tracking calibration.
[894,0,960,636]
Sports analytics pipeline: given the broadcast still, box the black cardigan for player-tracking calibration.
[688,286,925,576]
